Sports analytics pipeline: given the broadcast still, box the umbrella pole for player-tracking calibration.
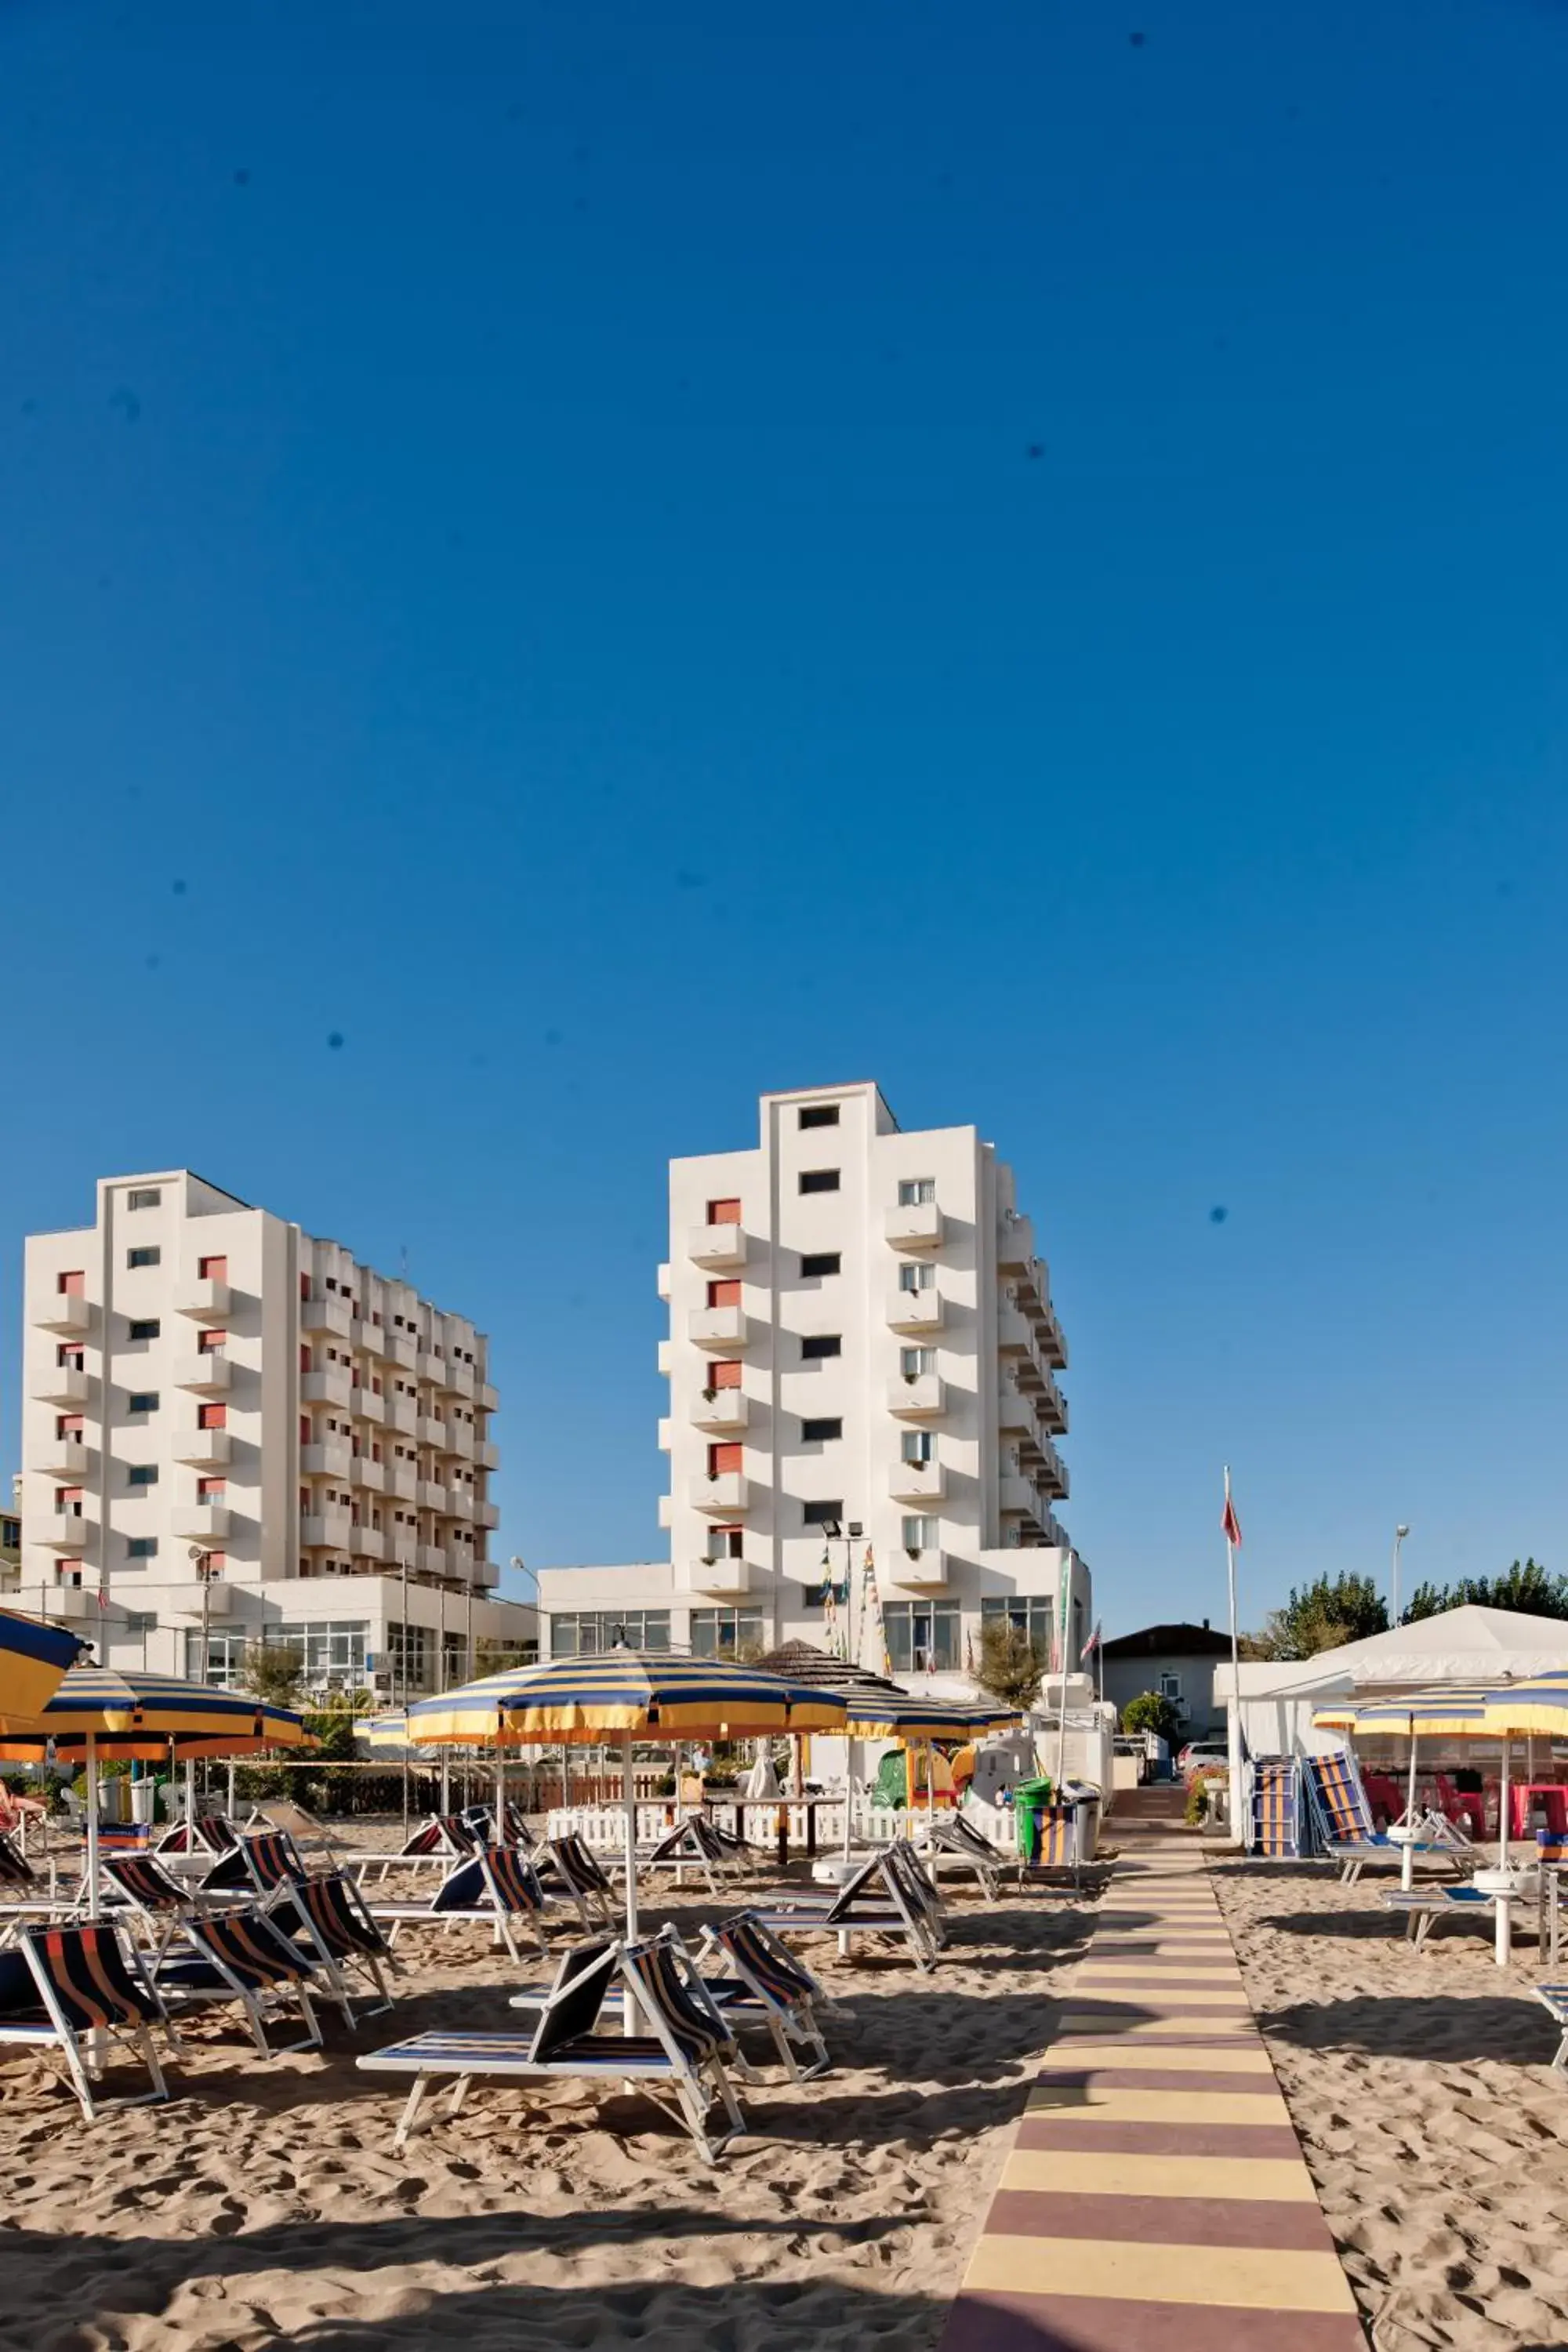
[1403,1728,1419,1892]
[622,1733,637,1942]
[185,1756,197,1838]
[85,1733,101,1922]
[1496,1733,1515,1967]
[495,1743,505,1838]
[842,1736,855,1864]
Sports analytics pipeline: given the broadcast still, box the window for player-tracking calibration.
[706,1359,742,1392]
[899,1347,936,1377]
[1159,1671,1182,1701]
[901,1515,938,1550]
[197,1475,226,1499]
[800,1334,840,1361]
[897,1178,936,1207]
[800,1251,840,1278]
[197,1328,225,1353]
[198,1254,227,1280]
[884,1601,960,1674]
[799,1169,840,1194]
[800,1417,842,1443]
[274,1621,368,1687]
[128,1318,161,1341]
[981,1595,1054,1651]
[706,1524,745,1559]
[800,1498,844,1528]
[57,1269,85,1294]
[57,1345,85,1368]
[127,1464,158,1487]
[706,1279,741,1308]
[901,1429,934,1465]
[127,1391,159,1414]
[549,1609,671,1658]
[706,1441,743,1476]
[126,1187,162,1210]
[122,1610,158,1635]
[898,1261,935,1292]
[387,1621,434,1691]
[126,1536,158,1560]
[798,1105,839,1129]
[198,1402,227,1429]
[690,1606,764,1658]
[126,1245,162,1269]
[706,1196,742,1225]
[185,1628,246,1687]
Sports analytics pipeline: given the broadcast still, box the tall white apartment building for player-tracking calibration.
[17,1171,534,1696]
[538,1083,1089,1693]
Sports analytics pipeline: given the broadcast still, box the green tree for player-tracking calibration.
[1258,1573,1389,1661]
[240,1641,307,1711]
[1122,1690,1182,1747]
[976,1620,1046,1712]
[1403,1559,1567,1622]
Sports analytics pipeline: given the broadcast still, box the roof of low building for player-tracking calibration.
[753,1639,920,1701]
[1100,1621,1233,1661]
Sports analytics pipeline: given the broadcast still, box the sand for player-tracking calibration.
[0,1835,1100,2352]
[1210,1853,1568,2351]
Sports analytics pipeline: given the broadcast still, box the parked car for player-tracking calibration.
[1178,1737,1229,1780]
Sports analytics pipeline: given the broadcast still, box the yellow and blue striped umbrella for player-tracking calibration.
[361,1708,426,1753]
[1480,1671,1568,1736]
[0,1664,311,1761]
[0,1606,88,1722]
[1312,1684,1496,1740]
[843,1693,1012,1740]
[406,1652,850,1745]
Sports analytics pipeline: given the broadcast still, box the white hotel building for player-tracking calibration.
[17,1171,535,1696]
[538,1083,1090,1693]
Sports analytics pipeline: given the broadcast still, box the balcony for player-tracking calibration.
[351,1527,387,1562]
[1037,1367,1069,1434]
[34,1365,90,1410]
[354,1456,386,1492]
[997,1305,1044,1391]
[40,1512,90,1553]
[175,1278,231,1322]
[690,1472,749,1515]
[888,1458,945,1505]
[176,1352,233,1397]
[51,1579,98,1619]
[444,1419,474,1460]
[417,1479,448,1512]
[999,1472,1045,1523]
[416,1544,447,1578]
[886,1373,945,1419]
[884,1202,944,1252]
[387,1399,416,1437]
[998,1388,1033,1437]
[302,1443,353,1480]
[300,1366,350,1410]
[31,1437,93,1482]
[996,1212,1036,1272]
[476,1381,498,1412]
[688,1221,748,1272]
[444,1359,475,1400]
[174,1428,231,1470]
[688,1304,748,1351]
[300,1293,352,1341]
[883,1549,951,1595]
[477,1498,499,1530]
[693,1386,750,1434]
[352,1388,386,1425]
[886,1290,943,1336]
[1039,1298,1069,1370]
[34,1293,92,1338]
[687,1555,753,1598]
[172,1502,232,1542]
[417,1416,447,1448]
[476,1439,499,1471]
[416,1351,445,1385]
[385,1331,417,1372]
[299,1512,353,1552]
[1036,1439,1069,1500]
[470,1556,500,1588]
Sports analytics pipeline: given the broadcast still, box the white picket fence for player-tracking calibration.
[545,1795,1026,1856]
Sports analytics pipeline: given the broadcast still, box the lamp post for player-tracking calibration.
[818,1518,864,1662]
[187,1544,216,1827]
[1392,1524,1410,1624]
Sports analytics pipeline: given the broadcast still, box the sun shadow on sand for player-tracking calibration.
[1256,1907,1414,1941]
[1256,1993,1555,2063]
[289,2279,960,2352]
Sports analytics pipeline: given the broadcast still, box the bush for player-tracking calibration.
[1122,1690,1182,1748]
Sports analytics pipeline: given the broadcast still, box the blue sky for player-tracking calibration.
[3,0,1566,1635]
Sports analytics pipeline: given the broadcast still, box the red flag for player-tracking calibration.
[1221,1491,1242,1548]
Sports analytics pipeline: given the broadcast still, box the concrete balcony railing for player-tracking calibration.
[385,1332,417,1372]
[688,1221,748,1271]
[443,1419,474,1460]
[692,1386,750,1433]
[884,1201,944,1252]
[475,1439,499,1471]
[886,1373,944,1419]
[301,1443,353,1481]
[688,1305,748,1351]
[999,1472,1047,1523]
[416,1544,447,1578]
[352,1388,386,1425]
[34,1366,91,1410]
[417,1416,448,1448]
[172,1503,232,1542]
[390,1469,417,1503]
[30,1437,93,1481]
[996,1212,1035,1273]
[352,1528,387,1562]
[886,1290,943,1337]
[1036,1367,1069,1434]
[443,1359,476,1399]
[690,1472,749,1515]
[176,1352,233,1398]
[34,1292,93,1338]
[387,1399,417,1436]
[299,1293,352,1341]
[299,1512,353,1551]
[882,1548,951,1594]
[888,1458,945,1505]
[687,1555,753,1598]
[417,1480,448,1512]
[354,1457,387,1492]
[299,1366,350,1410]
[175,1278,231,1322]
[998,1388,1033,1436]
[416,1352,445,1385]
[477,1381,498,1412]
[40,1512,90,1553]
[1036,1439,1069,1500]
[470,1556,500,1588]
[174,1428,231,1470]
[51,1579,99,1618]
[477,1499,499,1530]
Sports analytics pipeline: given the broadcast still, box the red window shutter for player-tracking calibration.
[57,1487,84,1507]
[707,1279,741,1308]
[299,1345,312,1373]
[710,1443,744,1475]
[198,1254,228,1281]
[197,1328,224,1353]
[299,1489,310,1513]
[300,1273,310,1299]
[204,1552,226,1573]
[198,1476,226,1499]
[299,1414,312,1444]
[59,1414,85,1437]
[199,1403,227,1430]
[706,1198,742,1225]
[711,1360,742,1390]
[58,1269,85,1295]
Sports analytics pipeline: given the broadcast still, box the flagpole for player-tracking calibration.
[1224,1464,1243,1849]
[1054,1548,1074,1797]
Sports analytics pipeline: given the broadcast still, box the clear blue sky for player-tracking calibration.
[4,0,1566,1635]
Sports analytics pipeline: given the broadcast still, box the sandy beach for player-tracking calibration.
[1210,1853,1568,2351]
[0,1842,1099,2352]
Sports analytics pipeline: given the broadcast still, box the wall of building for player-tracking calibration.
[1100,1649,1224,1737]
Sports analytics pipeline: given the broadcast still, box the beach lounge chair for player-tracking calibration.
[241,1798,344,1859]
[696,1913,834,2079]
[537,1834,616,1929]
[365,1846,552,1965]
[1380,1884,1509,1950]
[101,1851,210,1958]
[0,1922,172,2122]
[197,1828,307,1899]
[359,1933,748,2163]
[917,1813,1010,1899]
[153,1905,325,2056]
[347,1812,486,1884]
[267,1871,397,2027]
[627,1816,728,1895]
[0,1831,78,1942]
[154,1812,241,1858]
[1531,1984,1568,2072]
[748,1845,941,1971]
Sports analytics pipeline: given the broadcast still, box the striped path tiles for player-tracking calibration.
[942,1820,1367,2350]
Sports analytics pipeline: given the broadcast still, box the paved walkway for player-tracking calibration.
[942,1826,1367,2350]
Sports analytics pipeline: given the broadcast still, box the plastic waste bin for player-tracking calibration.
[1013,1774,1055,1866]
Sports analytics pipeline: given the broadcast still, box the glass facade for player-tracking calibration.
[882,1600,960,1673]
[183,1628,246,1687]
[273,1621,368,1688]
[549,1610,672,1657]
[689,1606,764,1658]
[980,1595,1054,1651]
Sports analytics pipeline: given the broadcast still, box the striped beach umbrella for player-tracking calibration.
[0,1606,89,1722]
[1312,1683,1500,1889]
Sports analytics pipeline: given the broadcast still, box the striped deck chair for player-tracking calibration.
[347,1812,485,1885]
[268,1871,397,2027]
[154,1813,240,1858]
[198,1829,307,1899]
[1250,1759,1301,1858]
[101,1852,205,1959]
[634,1817,724,1895]
[154,1905,325,2056]
[538,1835,616,1930]
[748,1844,941,1971]
[1380,1884,1506,1951]
[919,1813,1007,1900]
[697,1913,833,2080]
[361,1933,748,2163]
[0,1831,74,1945]
[0,1922,171,2122]
[366,1846,550,1965]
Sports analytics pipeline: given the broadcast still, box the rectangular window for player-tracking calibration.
[898,1178,936,1206]
[800,1334,841,1361]
[706,1196,742,1225]
[898,1261,935,1292]
[126,1187,162,1210]
[57,1269,85,1295]
[58,1345,84,1369]
[198,1328,225,1352]
[706,1279,742,1308]
[800,1251,840,1278]
[128,1318,161,1341]
[800,1416,842,1443]
[199,1403,227,1430]
[387,1622,434,1692]
[901,1429,934,1465]
[899,1347,936,1377]
[798,1105,839,1129]
[127,1391,159,1414]
[884,1600,960,1674]
[127,1464,158,1487]
[1159,1671,1181,1701]
[550,1610,671,1658]
[197,1475,226,1499]
[706,1524,745,1559]
[710,1359,742,1391]
[707,1442,744,1475]
[800,1498,844,1528]
[901,1515,937,1551]
[799,1169,840,1194]
[689,1606,764,1658]
[126,1536,158,1560]
[185,1628,245,1688]
[980,1595,1054,1650]
[198,1254,227,1281]
[57,1415,84,1439]
[127,1245,162,1269]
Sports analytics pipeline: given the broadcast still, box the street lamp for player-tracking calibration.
[818,1519,864,1660]
[187,1544,217,1686]
[1392,1525,1410,1623]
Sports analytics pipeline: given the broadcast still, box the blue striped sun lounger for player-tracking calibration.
[1380,1884,1505,1950]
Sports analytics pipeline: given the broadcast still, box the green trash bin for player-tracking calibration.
[1012,1773,1055,1866]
